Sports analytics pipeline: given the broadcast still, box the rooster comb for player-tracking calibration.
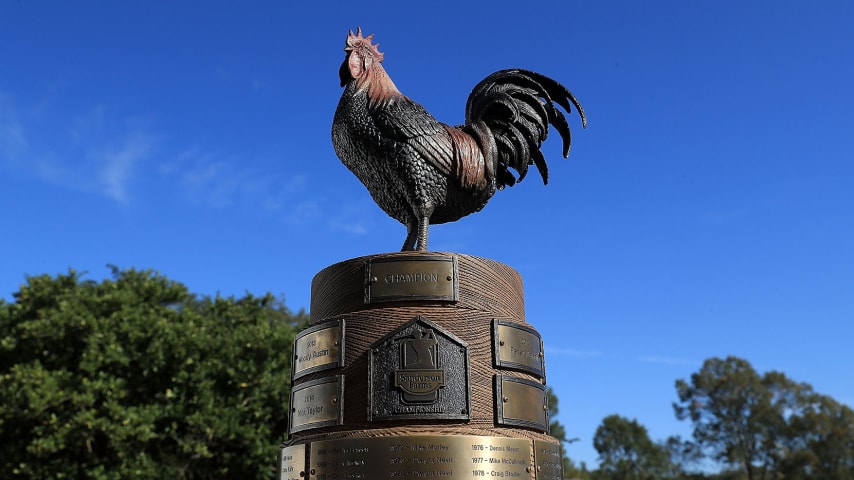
[345,27,384,61]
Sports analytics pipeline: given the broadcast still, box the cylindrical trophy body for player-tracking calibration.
[280,252,563,480]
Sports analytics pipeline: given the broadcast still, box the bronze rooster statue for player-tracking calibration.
[332,28,586,251]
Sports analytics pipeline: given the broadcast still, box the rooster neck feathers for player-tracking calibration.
[342,28,401,108]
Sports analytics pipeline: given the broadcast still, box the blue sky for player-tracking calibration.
[2,1,852,469]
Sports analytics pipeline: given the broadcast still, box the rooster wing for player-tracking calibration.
[372,97,489,192]
[368,96,492,250]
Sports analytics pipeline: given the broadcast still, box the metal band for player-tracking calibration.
[306,435,536,479]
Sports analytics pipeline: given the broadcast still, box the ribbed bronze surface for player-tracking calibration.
[310,252,525,323]
[284,252,562,480]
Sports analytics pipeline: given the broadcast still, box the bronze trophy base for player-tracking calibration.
[280,252,563,480]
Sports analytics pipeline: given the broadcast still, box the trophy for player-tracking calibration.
[279,29,586,480]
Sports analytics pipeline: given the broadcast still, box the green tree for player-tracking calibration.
[548,386,568,444]
[674,356,773,480]
[779,392,854,479]
[674,356,854,480]
[592,414,670,479]
[0,267,305,480]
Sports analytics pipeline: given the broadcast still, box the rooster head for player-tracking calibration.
[339,27,384,86]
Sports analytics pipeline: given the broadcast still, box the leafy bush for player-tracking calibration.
[0,267,305,479]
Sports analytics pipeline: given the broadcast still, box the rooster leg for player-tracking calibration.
[414,201,433,252]
[401,222,418,251]
[415,215,429,252]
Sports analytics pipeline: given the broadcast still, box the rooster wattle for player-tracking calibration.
[332,28,586,252]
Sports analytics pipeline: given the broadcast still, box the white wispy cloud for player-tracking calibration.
[2,88,354,233]
[329,220,369,235]
[1,94,155,204]
[0,102,27,163]
[325,199,377,235]
[164,148,290,210]
[161,148,326,228]
[287,200,324,225]
[98,131,154,204]
[544,345,602,358]
[637,355,699,367]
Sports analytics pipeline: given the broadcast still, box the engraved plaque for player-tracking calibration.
[493,319,545,379]
[278,444,306,480]
[293,319,345,380]
[365,255,458,303]
[534,439,563,480]
[289,376,343,434]
[309,435,532,479]
[369,316,470,421]
[495,376,548,432]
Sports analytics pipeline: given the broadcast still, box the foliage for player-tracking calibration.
[0,267,305,480]
[674,356,770,478]
[548,386,568,444]
[777,390,854,479]
[662,435,702,478]
[675,355,854,480]
[592,414,671,480]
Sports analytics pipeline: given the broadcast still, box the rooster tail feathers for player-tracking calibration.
[518,69,587,129]
[519,69,586,157]
[532,149,549,185]
[500,121,532,181]
[551,108,573,157]
[465,69,585,189]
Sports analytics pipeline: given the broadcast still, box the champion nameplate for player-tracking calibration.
[493,319,545,379]
[278,444,306,480]
[495,375,549,432]
[365,255,458,303]
[293,319,345,380]
[289,376,344,434]
[370,316,470,421]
